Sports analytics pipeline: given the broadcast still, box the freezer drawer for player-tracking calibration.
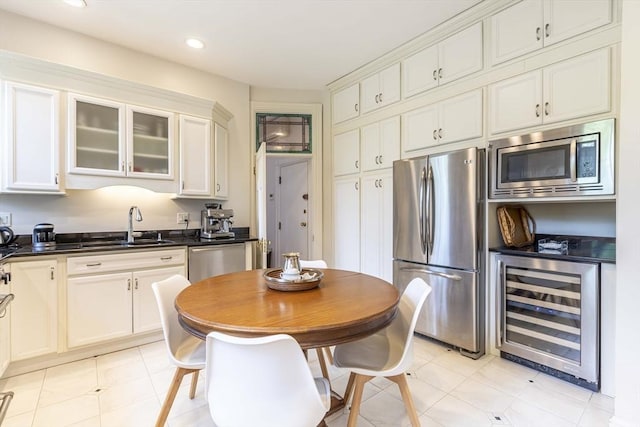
[394,260,483,357]
[188,244,246,283]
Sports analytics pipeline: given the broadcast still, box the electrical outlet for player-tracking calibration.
[176,212,189,224]
[0,213,11,226]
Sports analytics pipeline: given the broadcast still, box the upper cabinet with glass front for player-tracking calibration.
[68,93,174,180]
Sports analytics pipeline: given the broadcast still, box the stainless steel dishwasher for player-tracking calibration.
[188,243,247,282]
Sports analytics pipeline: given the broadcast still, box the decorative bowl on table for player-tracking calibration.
[263,268,324,291]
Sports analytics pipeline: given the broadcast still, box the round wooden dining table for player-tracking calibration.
[175,268,400,349]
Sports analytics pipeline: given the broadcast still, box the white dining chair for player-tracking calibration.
[299,259,334,370]
[151,274,206,427]
[205,331,331,427]
[332,277,432,427]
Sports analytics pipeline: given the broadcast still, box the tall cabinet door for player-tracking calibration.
[361,171,393,282]
[214,122,229,199]
[4,81,61,192]
[333,176,360,272]
[9,260,58,360]
[179,114,211,196]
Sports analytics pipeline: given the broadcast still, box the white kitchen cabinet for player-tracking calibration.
[66,249,186,348]
[403,22,483,98]
[0,273,11,377]
[403,89,483,153]
[333,129,360,176]
[361,116,400,172]
[360,171,393,282]
[68,93,174,180]
[361,63,400,114]
[333,175,360,272]
[489,48,610,134]
[2,81,62,193]
[332,83,360,124]
[8,259,58,361]
[213,122,229,199]
[490,0,611,65]
[178,114,211,197]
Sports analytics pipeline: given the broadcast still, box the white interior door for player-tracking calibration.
[255,143,268,268]
[278,161,309,263]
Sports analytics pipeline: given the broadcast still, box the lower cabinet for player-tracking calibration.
[8,259,58,361]
[333,175,360,272]
[66,249,186,348]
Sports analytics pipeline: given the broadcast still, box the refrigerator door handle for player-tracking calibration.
[426,165,434,255]
[419,167,428,254]
[399,267,462,281]
[496,259,505,349]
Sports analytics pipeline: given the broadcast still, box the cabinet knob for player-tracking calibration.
[300,222,307,227]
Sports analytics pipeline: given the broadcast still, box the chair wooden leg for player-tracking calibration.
[189,370,200,399]
[388,373,420,427]
[343,372,356,404]
[155,367,199,427]
[323,346,334,365]
[347,374,373,427]
[316,347,329,379]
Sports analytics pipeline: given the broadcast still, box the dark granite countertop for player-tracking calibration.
[0,227,257,261]
[490,234,615,264]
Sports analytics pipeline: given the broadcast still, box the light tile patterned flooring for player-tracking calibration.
[0,335,613,427]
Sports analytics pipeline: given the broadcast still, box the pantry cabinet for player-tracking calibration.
[213,122,229,199]
[68,93,174,180]
[403,22,483,98]
[178,114,211,197]
[490,0,611,65]
[360,63,400,114]
[360,170,393,282]
[489,48,610,134]
[2,81,62,194]
[8,259,58,361]
[333,175,360,272]
[360,116,400,172]
[66,249,185,348]
[333,129,360,176]
[332,83,360,124]
[403,89,483,153]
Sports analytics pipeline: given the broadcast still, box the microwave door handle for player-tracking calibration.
[570,139,577,182]
[419,167,428,254]
[426,165,434,255]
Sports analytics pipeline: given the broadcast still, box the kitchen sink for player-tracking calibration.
[79,241,124,247]
[123,239,175,246]
[77,239,175,248]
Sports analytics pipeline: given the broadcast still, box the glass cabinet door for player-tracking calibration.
[69,94,125,176]
[127,106,174,179]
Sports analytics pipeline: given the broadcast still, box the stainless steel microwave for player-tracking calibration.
[489,119,615,199]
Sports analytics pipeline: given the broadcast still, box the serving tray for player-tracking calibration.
[263,268,324,291]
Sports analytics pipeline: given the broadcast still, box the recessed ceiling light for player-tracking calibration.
[186,38,205,49]
[63,0,87,7]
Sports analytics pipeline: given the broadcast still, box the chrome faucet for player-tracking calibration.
[127,206,143,243]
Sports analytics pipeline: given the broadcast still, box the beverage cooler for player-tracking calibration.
[495,254,600,391]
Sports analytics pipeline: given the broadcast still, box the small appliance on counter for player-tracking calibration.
[201,203,235,239]
[0,227,17,247]
[32,223,56,250]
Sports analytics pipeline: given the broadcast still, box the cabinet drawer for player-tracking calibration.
[67,248,186,275]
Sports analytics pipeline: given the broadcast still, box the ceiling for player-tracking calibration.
[0,0,482,90]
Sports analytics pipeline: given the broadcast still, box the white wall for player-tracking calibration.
[0,9,251,233]
[612,2,640,426]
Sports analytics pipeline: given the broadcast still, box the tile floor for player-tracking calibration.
[0,336,614,427]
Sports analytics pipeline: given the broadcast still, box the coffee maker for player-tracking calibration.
[201,203,235,239]
[33,223,56,250]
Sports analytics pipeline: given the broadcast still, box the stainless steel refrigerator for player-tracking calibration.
[393,147,485,358]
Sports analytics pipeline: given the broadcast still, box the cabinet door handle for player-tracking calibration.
[433,69,437,81]
[134,278,138,290]
[433,129,438,140]
[379,155,383,165]
[355,181,358,190]
[438,68,442,79]
[121,161,125,172]
[378,179,383,188]
[536,26,541,41]
[50,267,55,281]
[354,103,358,112]
[535,104,540,117]
[374,179,379,188]
[127,278,131,291]
[86,262,102,267]
[438,128,443,139]
[544,102,550,116]
[160,256,173,261]
[217,183,221,191]
[379,92,383,103]
[355,160,359,169]
[545,23,550,38]
[375,94,379,104]
[128,162,132,172]
[55,173,59,185]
